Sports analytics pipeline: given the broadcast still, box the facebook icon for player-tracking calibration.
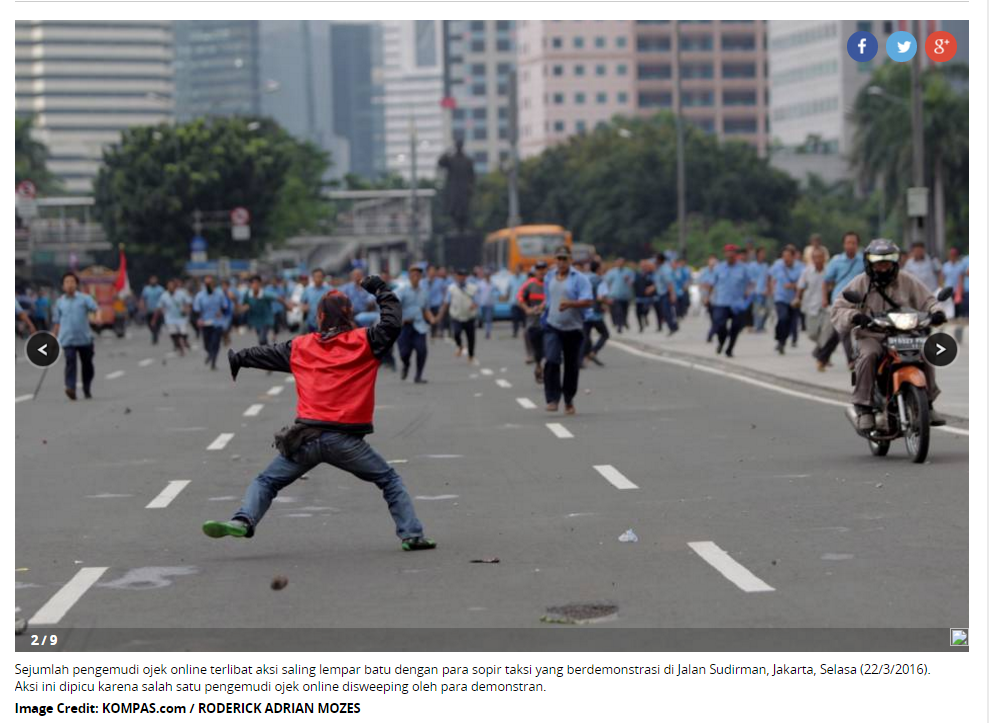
[847,31,879,62]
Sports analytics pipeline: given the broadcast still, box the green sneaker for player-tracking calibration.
[401,537,437,551]
[202,520,249,539]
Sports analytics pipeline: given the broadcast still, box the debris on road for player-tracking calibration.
[470,558,500,564]
[618,529,638,543]
[270,575,289,590]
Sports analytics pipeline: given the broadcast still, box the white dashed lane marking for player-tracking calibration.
[105,370,126,380]
[546,423,574,439]
[243,404,264,417]
[16,394,33,403]
[138,358,155,367]
[285,376,295,384]
[480,368,493,376]
[688,541,775,593]
[146,480,191,509]
[516,397,537,409]
[207,433,235,451]
[28,567,108,626]
[266,386,284,396]
[495,379,512,389]
[593,464,638,490]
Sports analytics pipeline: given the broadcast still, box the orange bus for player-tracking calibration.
[483,224,573,271]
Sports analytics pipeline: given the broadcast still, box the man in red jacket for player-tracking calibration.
[201,275,436,551]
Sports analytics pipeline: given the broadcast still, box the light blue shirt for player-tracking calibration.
[673,265,691,296]
[942,257,968,293]
[398,283,431,335]
[824,252,865,299]
[544,267,593,331]
[749,261,770,295]
[302,284,333,329]
[711,261,754,311]
[698,266,716,301]
[340,281,375,313]
[507,273,528,306]
[141,284,164,311]
[428,278,450,308]
[476,279,496,307]
[652,263,676,297]
[604,266,635,301]
[769,259,804,304]
[193,287,230,327]
[53,292,98,347]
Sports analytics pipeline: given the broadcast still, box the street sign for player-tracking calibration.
[190,235,208,263]
[230,207,250,226]
[15,179,38,220]
[230,206,250,241]
[907,187,928,217]
[16,180,37,199]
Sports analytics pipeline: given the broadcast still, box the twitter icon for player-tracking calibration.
[887,31,918,62]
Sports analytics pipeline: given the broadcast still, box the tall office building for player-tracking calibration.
[517,20,769,159]
[331,23,385,180]
[174,20,260,120]
[442,20,516,174]
[15,20,174,194]
[768,20,898,156]
[175,21,348,175]
[381,20,444,180]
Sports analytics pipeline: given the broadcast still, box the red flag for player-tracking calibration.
[114,247,132,298]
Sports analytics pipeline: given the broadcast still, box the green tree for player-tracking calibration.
[850,62,968,250]
[93,117,331,280]
[15,116,60,192]
[469,113,799,260]
[787,174,878,251]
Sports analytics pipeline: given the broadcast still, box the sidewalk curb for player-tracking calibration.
[611,336,969,428]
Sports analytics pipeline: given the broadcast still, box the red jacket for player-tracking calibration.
[230,285,401,434]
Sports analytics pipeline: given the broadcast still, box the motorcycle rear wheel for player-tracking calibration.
[901,384,930,464]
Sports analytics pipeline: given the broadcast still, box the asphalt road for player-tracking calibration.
[15,323,968,647]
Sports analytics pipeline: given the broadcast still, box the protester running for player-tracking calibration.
[396,264,435,383]
[541,245,593,414]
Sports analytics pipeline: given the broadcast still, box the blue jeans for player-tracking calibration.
[481,305,494,338]
[233,431,425,540]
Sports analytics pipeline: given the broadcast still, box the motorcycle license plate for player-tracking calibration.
[889,336,924,350]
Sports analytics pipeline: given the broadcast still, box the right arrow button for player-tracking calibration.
[924,332,958,367]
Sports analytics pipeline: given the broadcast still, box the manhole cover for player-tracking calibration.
[541,603,618,625]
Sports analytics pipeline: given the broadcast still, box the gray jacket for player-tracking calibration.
[831,271,939,339]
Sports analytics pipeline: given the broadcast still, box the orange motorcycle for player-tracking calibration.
[841,287,952,463]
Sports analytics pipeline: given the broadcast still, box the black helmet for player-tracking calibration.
[864,238,900,286]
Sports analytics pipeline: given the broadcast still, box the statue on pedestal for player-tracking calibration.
[437,138,475,234]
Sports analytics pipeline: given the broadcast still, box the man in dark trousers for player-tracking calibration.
[541,246,593,414]
[202,276,436,552]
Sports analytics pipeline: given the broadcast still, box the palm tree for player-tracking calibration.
[850,63,968,253]
[15,116,60,192]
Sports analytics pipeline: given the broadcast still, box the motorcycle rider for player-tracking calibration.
[831,239,948,432]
